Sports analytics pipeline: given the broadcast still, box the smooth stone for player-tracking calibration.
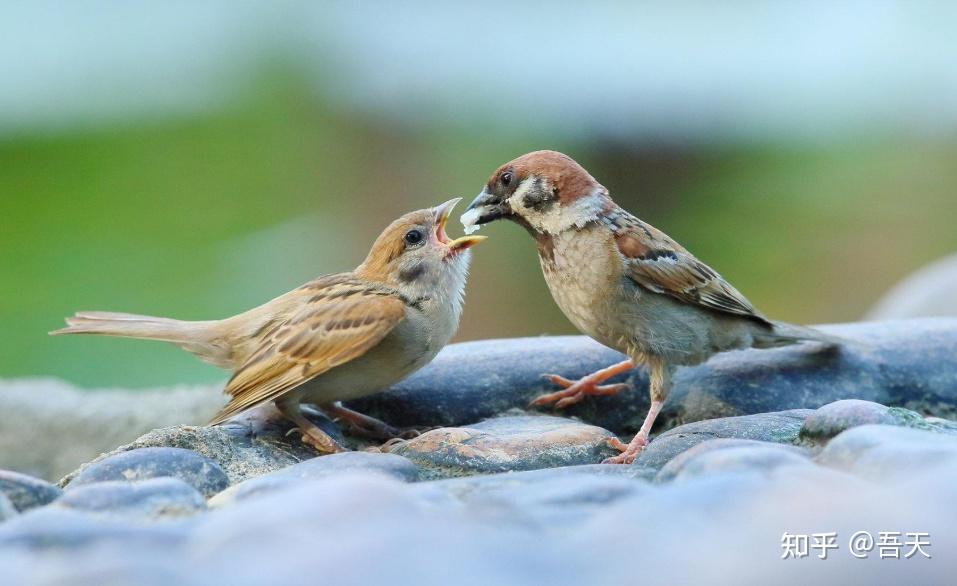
[1,465,956,583]
[430,464,654,499]
[64,447,229,497]
[211,452,420,506]
[800,399,957,443]
[60,405,343,487]
[0,507,190,550]
[391,416,619,478]
[426,467,650,524]
[53,478,206,518]
[816,424,957,480]
[0,493,15,522]
[635,409,813,471]
[349,319,957,436]
[0,469,63,512]
[656,439,813,483]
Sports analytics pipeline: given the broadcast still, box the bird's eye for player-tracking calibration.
[501,172,512,187]
[404,229,424,246]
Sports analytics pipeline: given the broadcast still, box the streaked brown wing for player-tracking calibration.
[209,282,406,424]
[609,211,769,324]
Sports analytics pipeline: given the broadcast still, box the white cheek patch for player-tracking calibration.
[459,208,483,234]
[511,180,605,234]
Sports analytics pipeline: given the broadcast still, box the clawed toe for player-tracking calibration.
[606,437,629,452]
[542,373,576,388]
[530,378,630,410]
[301,433,346,454]
[602,434,647,465]
[602,453,635,465]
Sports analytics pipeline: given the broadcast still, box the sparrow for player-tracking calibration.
[52,199,485,454]
[462,151,837,464]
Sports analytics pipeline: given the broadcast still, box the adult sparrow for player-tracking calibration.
[462,151,837,464]
[52,199,485,453]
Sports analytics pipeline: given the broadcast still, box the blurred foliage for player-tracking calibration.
[2,71,956,388]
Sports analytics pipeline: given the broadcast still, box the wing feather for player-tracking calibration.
[607,209,769,324]
[209,279,407,424]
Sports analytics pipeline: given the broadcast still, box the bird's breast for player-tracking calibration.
[539,227,628,350]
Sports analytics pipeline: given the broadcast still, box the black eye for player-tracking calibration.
[404,229,424,246]
[500,172,512,187]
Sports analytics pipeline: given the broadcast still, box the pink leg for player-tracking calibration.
[603,399,664,464]
[603,358,673,465]
[530,359,634,409]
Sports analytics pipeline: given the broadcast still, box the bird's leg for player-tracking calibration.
[277,401,347,454]
[530,359,634,409]
[603,360,673,465]
[320,401,415,440]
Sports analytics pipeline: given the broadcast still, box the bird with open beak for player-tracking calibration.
[462,151,838,464]
[52,199,485,453]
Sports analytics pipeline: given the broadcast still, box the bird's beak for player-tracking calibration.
[433,198,487,254]
[461,188,511,231]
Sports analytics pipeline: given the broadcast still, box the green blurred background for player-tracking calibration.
[2,1,956,388]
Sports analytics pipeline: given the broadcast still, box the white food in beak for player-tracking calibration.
[459,208,483,235]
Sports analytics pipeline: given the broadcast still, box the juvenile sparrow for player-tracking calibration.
[52,199,485,454]
[462,151,837,464]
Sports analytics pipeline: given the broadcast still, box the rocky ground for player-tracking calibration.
[1,318,956,584]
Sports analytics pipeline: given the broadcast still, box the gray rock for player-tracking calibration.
[53,478,206,518]
[635,409,813,471]
[211,451,420,506]
[350,319,957,436]
[0,462,955,584]
[61,405,344,487]
[0,377,225,482]
[656,439,813,483]
[0,493,15,522]
[430,464,654,499]
[0,506,190,550]
[64,447,229,497]
[800,399,957,443]
[427,467,649,525]
[816,424,957,480]
[0,470,62,512]
[391,416,619,478]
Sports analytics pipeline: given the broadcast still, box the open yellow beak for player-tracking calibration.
[434,197,488,252]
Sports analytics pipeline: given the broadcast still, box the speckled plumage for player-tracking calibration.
[52,200,484,454]
[465,150,836,463]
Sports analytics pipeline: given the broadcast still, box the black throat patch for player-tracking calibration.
[522,177,556,212]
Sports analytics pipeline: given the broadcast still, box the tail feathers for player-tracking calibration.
[51,311,194,341]
[754,320,849,348]
[50,311,232,367]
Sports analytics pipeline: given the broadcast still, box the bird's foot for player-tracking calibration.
[321,402,419,441]
[286,426,347,454]
[602,433,648,465]
[530,374,630,409]
[364,437,411,453]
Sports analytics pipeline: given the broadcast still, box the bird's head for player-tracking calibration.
[462,150,609,236]
[357,198,486,301]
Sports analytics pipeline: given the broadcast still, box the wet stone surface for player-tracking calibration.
[800,399,957,443]
[390,416,619,478]
[211,451,421,506]
[60,405,346,488]
[656,439,813,483]
[0,470,62,513]
[64,447,229,498]
[53,478,206,519]
[634,409,813,471]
